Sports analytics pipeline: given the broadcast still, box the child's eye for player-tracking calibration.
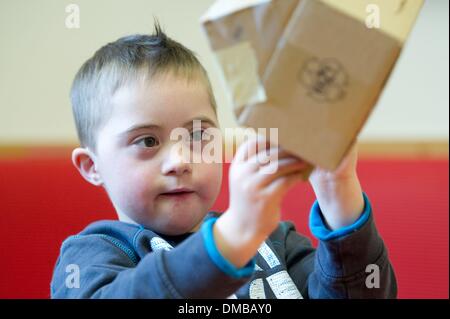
[190,129,206,142]
[134,136,160,148]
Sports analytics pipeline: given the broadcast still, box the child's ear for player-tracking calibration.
[71,147,103,186]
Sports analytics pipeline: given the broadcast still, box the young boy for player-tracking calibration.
[51,24,397,299]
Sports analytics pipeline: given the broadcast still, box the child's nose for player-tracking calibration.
[161,146,192,176]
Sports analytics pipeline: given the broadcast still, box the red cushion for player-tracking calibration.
[0,156,447,298]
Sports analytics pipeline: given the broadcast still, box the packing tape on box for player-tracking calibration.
[215,41,268,112]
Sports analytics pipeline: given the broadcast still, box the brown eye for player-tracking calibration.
[135,136,159,148]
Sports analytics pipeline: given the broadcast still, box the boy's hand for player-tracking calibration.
[214,136,308,268]
[309,145,365,230]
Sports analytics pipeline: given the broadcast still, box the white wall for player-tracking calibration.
[0,0,448,145]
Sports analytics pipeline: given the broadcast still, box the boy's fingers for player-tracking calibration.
[233,134,273,164]
[245,146,296,171]
[254,157,307,187]
[263,170,304,197]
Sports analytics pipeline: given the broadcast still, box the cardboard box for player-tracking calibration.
[201,0,424,170]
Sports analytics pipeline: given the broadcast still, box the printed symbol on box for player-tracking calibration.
[232,25,244,41]
[298,58,347,103]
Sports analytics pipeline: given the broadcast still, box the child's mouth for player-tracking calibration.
[159,188,195,200]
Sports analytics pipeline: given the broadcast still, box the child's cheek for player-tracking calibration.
[198,162,223,199]
[133,172,157,197]
[118,169,151,203]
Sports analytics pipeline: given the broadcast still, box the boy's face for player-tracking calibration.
[86,73,222,235]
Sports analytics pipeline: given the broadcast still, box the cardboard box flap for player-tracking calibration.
[202,0,299,112]
[201,0,424,170]
[200,0,271,23]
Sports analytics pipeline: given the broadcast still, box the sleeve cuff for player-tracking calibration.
[309,192,372,241]
[201,217,255,279]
